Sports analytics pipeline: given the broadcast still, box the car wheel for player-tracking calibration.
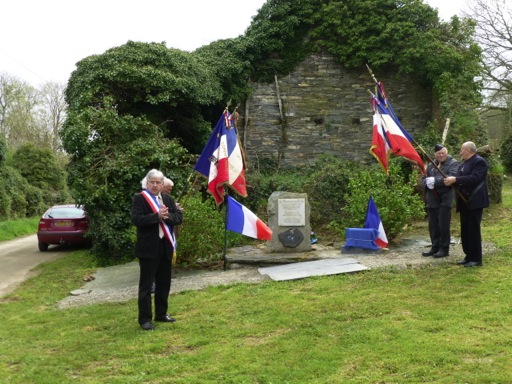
[38,242,49,252]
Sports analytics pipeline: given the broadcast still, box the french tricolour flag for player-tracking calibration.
[373,100,425,173]
[370,112,391,174]
[226,196,272,241]
[194,111,247,205]
[364,196,388,248]
[223,112,247,197]
[371,81,425,174]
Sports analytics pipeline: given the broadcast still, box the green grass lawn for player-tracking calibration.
[1,180,512,383]
[0,217,40,242]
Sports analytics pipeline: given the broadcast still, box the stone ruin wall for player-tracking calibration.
[238,52,433,168]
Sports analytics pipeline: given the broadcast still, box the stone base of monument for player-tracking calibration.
[225,245,325,267]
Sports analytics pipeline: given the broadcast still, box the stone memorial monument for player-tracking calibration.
[267,192,311,253]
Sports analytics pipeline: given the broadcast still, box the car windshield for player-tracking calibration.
[47,207,85,219]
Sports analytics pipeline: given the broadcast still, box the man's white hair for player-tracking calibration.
[141,169,164,189]
[163,177,174,187]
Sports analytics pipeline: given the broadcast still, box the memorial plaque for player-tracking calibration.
[278,198,305,226]
[278,228,304,248]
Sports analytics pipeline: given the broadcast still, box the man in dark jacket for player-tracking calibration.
[421,144,459,258]
[444,142,489,267]
[131,169,183,330]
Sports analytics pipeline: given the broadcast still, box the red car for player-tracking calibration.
[37,205,90,251]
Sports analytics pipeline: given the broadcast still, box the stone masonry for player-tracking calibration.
[238,52,432,167]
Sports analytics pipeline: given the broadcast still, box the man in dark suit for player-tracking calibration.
[421,144,459,258]
[131,169,183,330]
[444,142,489,267]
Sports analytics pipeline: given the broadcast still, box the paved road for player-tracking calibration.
[0,234,69,297]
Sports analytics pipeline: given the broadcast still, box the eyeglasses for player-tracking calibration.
[147,180,162,185]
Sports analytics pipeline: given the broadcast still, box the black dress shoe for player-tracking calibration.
[464,261,482,268]
[433,250,449,258]
[155,315,176,323]
[422,249,437,257]
[456,259,468,265]
[140,321,155,330]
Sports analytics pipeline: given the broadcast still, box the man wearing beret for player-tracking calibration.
[444,142,489,267]
[421,144,459,258]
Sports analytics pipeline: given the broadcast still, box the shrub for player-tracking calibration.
[24,185,45,218]
[302,155,354,224]
[242,155,425,243]
[177,193,248,265]
[339,159,425,240]
[244,168,305,215]
[11,143,70,205]
[500,135,512,174]
[0,166,31,219]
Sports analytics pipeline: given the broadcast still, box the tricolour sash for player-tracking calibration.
[141,190,176,250]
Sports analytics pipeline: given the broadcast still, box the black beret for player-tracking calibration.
[434,144,445,152]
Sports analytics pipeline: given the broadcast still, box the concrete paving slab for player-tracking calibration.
[258,258,370,281]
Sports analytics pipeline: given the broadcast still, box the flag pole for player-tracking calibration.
[176,172,197,204]
[179,174,199,207]
[223,192,229,271]
[367,67,468,204]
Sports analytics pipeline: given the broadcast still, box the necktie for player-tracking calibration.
[157,195,164,238]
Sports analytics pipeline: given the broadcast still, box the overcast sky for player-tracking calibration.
[0,0,468,87]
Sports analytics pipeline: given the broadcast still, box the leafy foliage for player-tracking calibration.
[243,0,484,141]
[313,0,438,68]
[177,193,247,265]
[61,101,189,262]
[0,144,66,219]
[500,135,512,173]
[66,41,220,153]
[243,155,423,242]
[340,159,425,239]
[243,0,323,82]
[11,142,69,205]
[0,165,30,219]
[312,1,482,122]
[194,38,254,107]
[302,155,353,223]
[0,137,6,166]
[0,74,64,151]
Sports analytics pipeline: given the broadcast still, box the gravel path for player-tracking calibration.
[57,236,497,309]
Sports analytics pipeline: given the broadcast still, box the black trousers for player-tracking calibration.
[459,206,484,263]
[427,206,452,252]
[138,239,172,325]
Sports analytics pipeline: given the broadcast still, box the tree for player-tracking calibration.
[11,142,69,204]
[0,136,6,166]
[38,82,67,152]
[0,74,66,151]
[61,100,189,260]
[465,0,512,108]
[466,0,512,166]
[194,38,254,108]
[0,74,40,150]
[243,0,323,82]
[65,41,222,153]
